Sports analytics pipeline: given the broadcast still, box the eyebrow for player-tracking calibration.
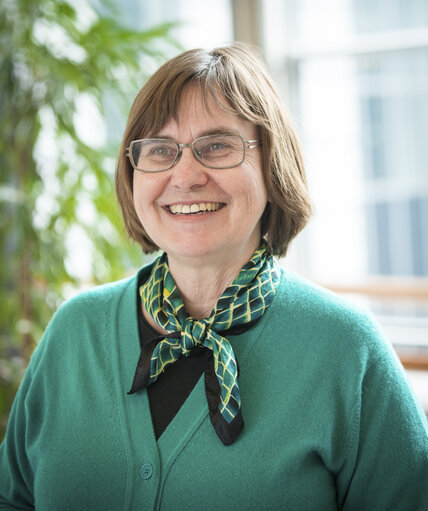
[151,127,241,140]
[198,127,240,137]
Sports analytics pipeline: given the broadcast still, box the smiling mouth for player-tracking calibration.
[168,202,225,215]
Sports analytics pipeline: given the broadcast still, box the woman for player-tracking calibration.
[1,45,427,510]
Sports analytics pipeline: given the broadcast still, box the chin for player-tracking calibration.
[159,235,230,260]
[166,243,220,260]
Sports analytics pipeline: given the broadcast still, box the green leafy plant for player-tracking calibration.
[0,0,179,438]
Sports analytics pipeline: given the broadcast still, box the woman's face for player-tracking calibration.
[133,86,268,266]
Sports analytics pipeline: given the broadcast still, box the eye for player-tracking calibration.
[153,145,172,155]
[150,144,176,158]
[207,141,229,152]
[199,139,233,160]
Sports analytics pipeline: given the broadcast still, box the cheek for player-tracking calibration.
[242,152,267,195]
[244,165,268,207]
[132,174,141,210]
[132,173,161,221]
[132,181,144,220]
[133,194,144,223]
[236,181,268,231]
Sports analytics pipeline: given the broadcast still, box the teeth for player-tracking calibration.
[169,202,222,215]
[169,204,182,214]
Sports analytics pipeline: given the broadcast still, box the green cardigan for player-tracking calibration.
[1,266,427,510]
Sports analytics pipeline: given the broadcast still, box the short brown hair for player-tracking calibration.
[115,44,312,256]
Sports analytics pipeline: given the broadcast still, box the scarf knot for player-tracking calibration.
[181,318,209,354]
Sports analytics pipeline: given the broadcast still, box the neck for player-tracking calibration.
[168,245,258,319]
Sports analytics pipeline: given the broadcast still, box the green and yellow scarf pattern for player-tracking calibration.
[130,243,280,445]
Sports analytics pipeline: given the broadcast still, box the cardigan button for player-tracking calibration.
[140,463,153,480]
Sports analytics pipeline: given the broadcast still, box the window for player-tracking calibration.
[262,0,428,355]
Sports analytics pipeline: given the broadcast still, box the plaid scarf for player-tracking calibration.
[129,243,280,445]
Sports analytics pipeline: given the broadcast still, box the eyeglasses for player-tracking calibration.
[126,134,261,173]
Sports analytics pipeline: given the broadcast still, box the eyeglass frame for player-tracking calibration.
[126,133,262,173]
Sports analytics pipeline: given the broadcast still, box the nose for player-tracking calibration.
[169,146,209,191]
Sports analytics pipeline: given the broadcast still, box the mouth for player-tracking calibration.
[167,202,225,215]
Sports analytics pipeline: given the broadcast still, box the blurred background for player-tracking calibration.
[1,0,427,436]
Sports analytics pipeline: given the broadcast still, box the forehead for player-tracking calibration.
[155,85,256,138]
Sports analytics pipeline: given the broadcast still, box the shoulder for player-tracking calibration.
[51,274,137,327]
[30,267,149,366]
[274,268,378,326]
[276,269,372,318]
[49,259,157,325]
[267,268,393,367]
